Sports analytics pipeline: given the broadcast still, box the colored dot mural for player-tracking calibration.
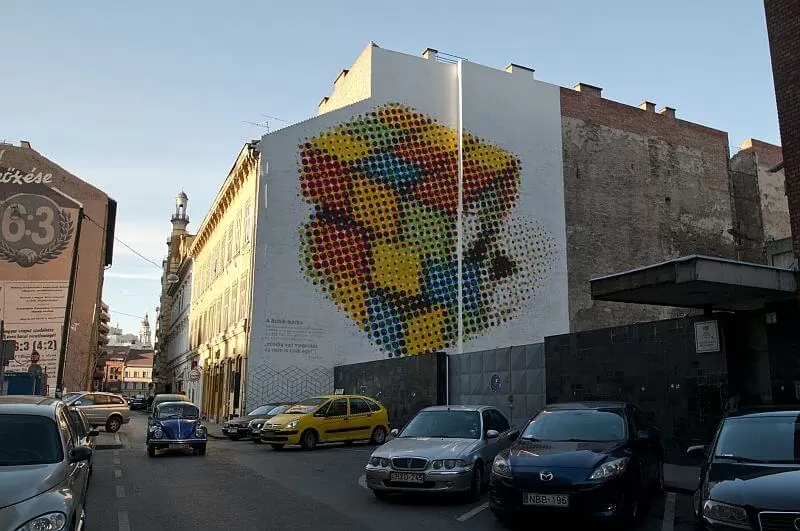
[298,103,558,358]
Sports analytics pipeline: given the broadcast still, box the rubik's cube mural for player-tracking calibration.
[298,103,557,357]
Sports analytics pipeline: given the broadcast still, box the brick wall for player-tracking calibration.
[561,89,737,331]
[765,0,800,260]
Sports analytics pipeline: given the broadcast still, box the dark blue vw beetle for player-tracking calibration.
[147,402,207,457]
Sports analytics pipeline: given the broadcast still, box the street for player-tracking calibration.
[87,413,700,531]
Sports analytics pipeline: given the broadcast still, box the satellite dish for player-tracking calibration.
[166,274,179,284]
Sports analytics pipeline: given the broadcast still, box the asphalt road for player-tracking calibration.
[86,412,700,531]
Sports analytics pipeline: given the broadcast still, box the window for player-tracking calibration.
[521,409,627,442]
[230,282,238,323]
[244,201,253,243]
[400,410,481,439]
[234,211,242,254]
[57,408,77,448]
[226,225,233,263]
[239,274,248,320]
[222,289,230,330]
[0,414,63,464]
[349,398,371,415]
[327,399,348,417]
[489,409,511,432]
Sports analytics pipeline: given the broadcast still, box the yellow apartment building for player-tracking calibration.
[190,142,258,422]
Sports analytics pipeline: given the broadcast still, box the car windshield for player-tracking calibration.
[267,405,288,416]
[285,397,328,414]
[0,414,63,466]
[248,405,276,416]
[521,409,626,442]
[400,410,482,439]
[157,404,199,419]
[714,415,800,463]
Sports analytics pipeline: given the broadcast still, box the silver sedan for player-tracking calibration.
[365,405,519,501]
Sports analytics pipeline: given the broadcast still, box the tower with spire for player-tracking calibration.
[139,313,152,348]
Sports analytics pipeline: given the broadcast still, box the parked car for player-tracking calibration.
[0,395,92,531]
[146,401,207,457]
[64,391,131,433]
[249,405,292,442]
[68,406,99,476]
[149,393,191,413]
[260,395,389,450]
[489,402,663,527]
[222,403,283,440]
[688,406,800,530]
[366,405,519,501]
[129,395,147,410]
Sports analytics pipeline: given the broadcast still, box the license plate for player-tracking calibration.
[523,493,569,507]
[169,443,188,449]
[390,472,424,483]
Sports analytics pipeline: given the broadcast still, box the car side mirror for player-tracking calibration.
[69,446,93,463]
[686,445,707,459]
[486,429,500,439]
[636,430,651,440]
[88,430,100,437]
[390,428,399,437]
[507,429,520,441]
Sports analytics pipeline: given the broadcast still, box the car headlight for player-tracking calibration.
[369,456,389,467]
[492,454,512,478]
[588,457,629,480]
[702,500,749,527]
[443,459,467,469]
[285,419,299,429]
[16,512,67,531]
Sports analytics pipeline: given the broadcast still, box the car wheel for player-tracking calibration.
[270,443,285,451]
[300,429,317,451]
[197,444,207,456]
[467,463,483,502]
[370,426,387,445]
[105,416,122,433]
[372,489,390,501]
[147,445,156,457]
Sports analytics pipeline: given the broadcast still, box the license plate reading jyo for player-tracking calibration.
[390,472,424,483]
[523,493,569,507]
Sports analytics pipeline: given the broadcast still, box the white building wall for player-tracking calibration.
[246,46,567,409]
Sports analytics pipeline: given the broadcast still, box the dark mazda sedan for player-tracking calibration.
[490,402,663,527]
[689,407,800,530]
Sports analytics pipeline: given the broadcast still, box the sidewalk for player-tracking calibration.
[663,463,699,493]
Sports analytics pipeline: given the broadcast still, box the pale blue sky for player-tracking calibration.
[0,1,778,336]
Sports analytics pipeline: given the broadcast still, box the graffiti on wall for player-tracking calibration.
[297,103,557,358]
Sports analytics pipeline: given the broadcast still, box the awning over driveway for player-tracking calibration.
[590,255,797,311]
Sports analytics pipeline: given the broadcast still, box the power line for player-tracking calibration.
[83,214,163,270]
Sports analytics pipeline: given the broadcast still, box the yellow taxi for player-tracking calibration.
[259,394,389,450]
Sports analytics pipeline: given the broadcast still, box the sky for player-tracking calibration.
[0,0,779,336]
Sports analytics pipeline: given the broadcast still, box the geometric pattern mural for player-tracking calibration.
[298,103,557,358]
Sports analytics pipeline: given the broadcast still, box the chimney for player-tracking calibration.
[504,63,535,79]
[659,106,676,119]
[573,83,602,98]
[422,48,438,60]
[639,101,656,112]
[20,140,32,149]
